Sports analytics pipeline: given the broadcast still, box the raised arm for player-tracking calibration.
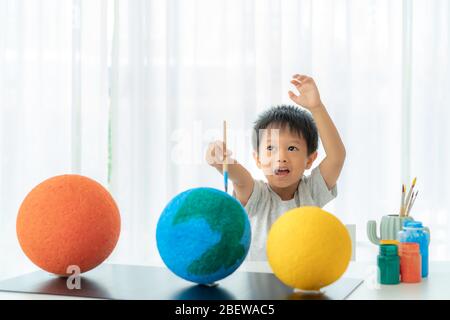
[288,74,346,189]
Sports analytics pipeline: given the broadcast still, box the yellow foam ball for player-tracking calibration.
[267,206,351,291]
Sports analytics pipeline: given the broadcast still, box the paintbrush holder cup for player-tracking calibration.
[367,214,414,245]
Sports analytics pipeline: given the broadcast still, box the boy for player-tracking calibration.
[206,74,346,260]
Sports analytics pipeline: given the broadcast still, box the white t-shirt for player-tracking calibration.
[238,166,337,261]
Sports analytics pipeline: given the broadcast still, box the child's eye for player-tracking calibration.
[267,145,274,151]
[288,146,299,151]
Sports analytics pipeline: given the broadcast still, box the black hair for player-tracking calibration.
[252,105,318,155]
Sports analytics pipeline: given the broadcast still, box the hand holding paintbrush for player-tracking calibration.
[205,121,238,193]
[205,139,233,179]
[223,120,229,192]
[205,122,254,200]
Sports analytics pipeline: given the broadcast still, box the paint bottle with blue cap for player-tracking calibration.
[398,220,430,278]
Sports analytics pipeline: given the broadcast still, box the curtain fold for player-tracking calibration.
[1,0,449,277]
[0,0,109,279]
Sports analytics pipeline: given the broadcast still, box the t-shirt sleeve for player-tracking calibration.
[303,166,338,208]
[233,179,265,218]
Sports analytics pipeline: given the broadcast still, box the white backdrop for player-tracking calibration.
[1,0,449,278]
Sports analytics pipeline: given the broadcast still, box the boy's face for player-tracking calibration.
[253,126,317,190]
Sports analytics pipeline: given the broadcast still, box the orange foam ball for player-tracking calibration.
[17,174,121,276]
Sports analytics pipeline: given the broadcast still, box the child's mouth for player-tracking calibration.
[274,167,290,176]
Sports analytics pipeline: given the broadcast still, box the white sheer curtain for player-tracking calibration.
[1,0,450,279]
[107,0,406,265]
[0,0,110,279]
[410,1,450,259]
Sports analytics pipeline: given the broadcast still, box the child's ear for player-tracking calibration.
[305,151,318,170]
[253,150,262,169]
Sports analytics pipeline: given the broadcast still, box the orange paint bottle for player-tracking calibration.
[399,242,421,283]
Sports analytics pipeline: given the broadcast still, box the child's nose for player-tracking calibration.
[276,150,288,163]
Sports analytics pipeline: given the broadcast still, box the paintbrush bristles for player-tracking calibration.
[400,177,418,217]
[403,177,416,216]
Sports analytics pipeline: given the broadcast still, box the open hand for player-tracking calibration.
[288,74,323,111]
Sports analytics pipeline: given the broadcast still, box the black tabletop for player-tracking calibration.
[0,264,363,300]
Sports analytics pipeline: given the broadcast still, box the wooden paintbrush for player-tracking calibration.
[403,177,417,216]
[223,120,228,193]
[406,190,419,217]
[400,184,406,216]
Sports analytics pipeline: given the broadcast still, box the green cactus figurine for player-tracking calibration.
[367,215,414,245]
